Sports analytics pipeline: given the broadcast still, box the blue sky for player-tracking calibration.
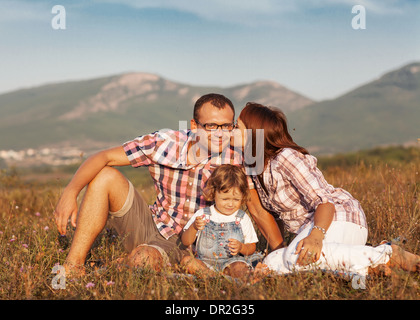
[0,0,419,100]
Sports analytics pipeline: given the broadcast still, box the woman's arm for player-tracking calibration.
[278,150,336,265]
[312,202,335,236]
[295,202,335,265]
[247,189,285,250]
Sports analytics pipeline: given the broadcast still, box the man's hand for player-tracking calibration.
[52,146,130,235]
[54,192,78,235]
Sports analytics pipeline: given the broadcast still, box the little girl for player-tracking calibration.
[181,164,262,278]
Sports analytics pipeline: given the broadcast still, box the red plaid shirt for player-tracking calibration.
[123,129,245,239]
[252,148,368,234]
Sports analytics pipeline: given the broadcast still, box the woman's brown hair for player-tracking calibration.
[239,102,309,171]
[203,164,250,204]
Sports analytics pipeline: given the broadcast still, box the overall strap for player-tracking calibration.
[234,209,246,225]
[203,206,212,216]
[235,209,246,219]
[202,206,212,222]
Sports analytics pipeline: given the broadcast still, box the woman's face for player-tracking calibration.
[231,118,247,149]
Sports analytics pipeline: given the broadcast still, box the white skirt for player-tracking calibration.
[264,221,392,277]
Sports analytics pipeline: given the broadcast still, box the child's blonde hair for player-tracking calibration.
[203,164,250,204]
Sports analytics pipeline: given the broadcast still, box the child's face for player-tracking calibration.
[214,187,243,216]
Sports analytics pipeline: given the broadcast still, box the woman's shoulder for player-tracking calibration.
[273,147,307,163]
[271,148,318,175]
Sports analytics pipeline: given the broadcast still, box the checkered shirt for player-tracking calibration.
[123,129,245,239]
[252,148,368,234]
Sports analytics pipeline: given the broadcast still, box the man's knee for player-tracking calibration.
[88,167,130,212]
[90,167,124,189]
[223,261,251,278]
[127,245,164,271]
[180,255,194,266]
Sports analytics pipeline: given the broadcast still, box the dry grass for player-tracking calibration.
[0,160,419,301]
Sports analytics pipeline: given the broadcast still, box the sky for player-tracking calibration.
[0,0,419,101]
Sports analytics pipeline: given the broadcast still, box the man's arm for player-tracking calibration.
[54,146,130,235]
[246,189,285,250]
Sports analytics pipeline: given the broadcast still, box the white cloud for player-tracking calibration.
[3,0,413,27]
[0,0,49,23]
[2,0,416,25]
[95,0,416,25]
[94,0,297,26]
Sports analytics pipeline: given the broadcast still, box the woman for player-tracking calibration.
[237,102,419,276]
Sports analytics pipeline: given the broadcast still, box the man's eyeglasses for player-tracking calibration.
[194,120,237,132]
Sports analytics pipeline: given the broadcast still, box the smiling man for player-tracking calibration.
[189,95,237,163]
[53,93,246,274]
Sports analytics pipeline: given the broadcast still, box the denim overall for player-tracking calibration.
[196,206,262,271]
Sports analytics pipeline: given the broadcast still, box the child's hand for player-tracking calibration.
[193,215,207,231]
[228,238,243,256]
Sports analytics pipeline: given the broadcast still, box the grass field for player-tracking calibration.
[0,150,419,301]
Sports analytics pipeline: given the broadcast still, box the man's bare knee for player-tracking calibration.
[88,166,129,212]
[90,167,125,189]
[223,261,251,278]
[180,255,194,266]
[127,245,164,271]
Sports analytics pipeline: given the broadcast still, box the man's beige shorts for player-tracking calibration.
[106,181,189,264]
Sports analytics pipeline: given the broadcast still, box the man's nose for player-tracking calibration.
[213,128,224,137]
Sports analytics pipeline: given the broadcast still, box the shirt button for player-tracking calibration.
[189,182,192,186]
[186,199,190,202]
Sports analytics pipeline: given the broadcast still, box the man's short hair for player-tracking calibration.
[193,93,235,121]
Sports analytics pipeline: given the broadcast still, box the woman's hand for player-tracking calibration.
[295,230,324,266]
[295,203,334,266]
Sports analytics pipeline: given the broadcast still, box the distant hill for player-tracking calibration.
[0,73,313,151]
[0,62,419,156]
[288,62,420,154]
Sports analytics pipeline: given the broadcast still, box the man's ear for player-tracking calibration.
[190,119,197,131]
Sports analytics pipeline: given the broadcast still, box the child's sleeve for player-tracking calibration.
[241,214,259,244]
[183,209,202,231]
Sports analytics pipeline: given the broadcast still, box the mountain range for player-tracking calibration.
[288,62,420,154]
[0,62,419,156]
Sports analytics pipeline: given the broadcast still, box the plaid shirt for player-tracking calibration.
[252,148,368,234]
[123,129,245,239]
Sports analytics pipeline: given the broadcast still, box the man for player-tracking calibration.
[54,93,256,274]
